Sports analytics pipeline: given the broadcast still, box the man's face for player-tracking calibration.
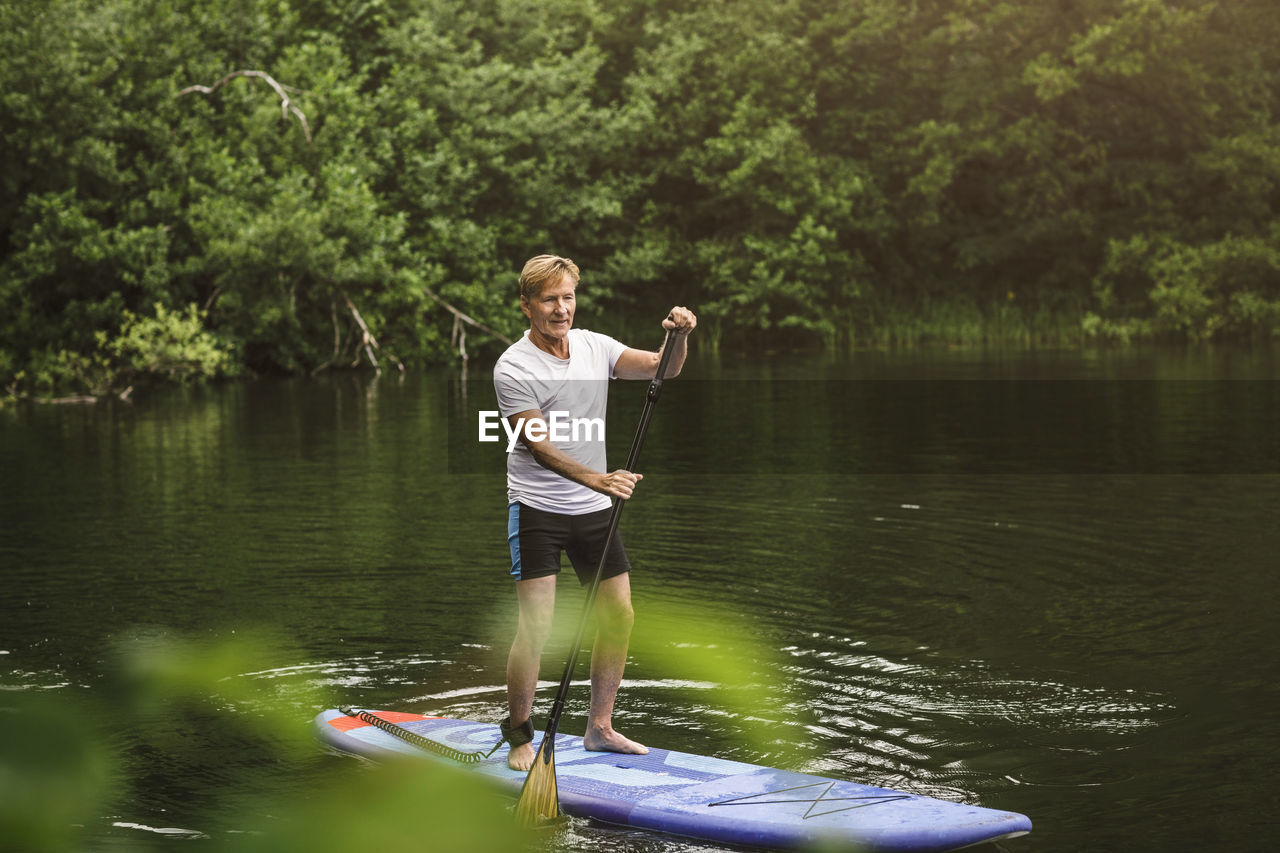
[521,272,576,342]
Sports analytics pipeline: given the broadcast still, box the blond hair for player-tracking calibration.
[519,254,579,301]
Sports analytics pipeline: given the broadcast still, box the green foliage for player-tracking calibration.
[627,596,799,757]
[6,302,235,397]
[107,629,327,757]
[2,630,530,853]
[1090,230,1280,341]
[228,759,528,853]
[102,302,239,383]
[19,348,116,398]
[1,601,801,852]
[0,695,115,853]
[2,0,1278,383]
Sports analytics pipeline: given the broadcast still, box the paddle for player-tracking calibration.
[514,324,681,825]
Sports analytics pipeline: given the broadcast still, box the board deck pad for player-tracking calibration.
[314,709,1031,851]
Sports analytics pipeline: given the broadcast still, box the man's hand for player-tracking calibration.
[614,306,698,380]
[663,306,697,335]
[596,469,643,499]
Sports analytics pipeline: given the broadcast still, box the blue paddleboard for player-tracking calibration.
[314,709,1030,851]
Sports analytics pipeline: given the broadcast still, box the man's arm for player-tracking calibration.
[508,409,643,500]
[613,306,697,380]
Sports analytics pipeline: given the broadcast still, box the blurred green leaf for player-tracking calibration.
[627,596,809,761]
[222,759,530,853]
[0,694,116,853]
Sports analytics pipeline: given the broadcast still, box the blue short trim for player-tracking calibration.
[507,502,523,581]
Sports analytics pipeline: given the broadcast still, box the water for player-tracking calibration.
[2,345,1278,851]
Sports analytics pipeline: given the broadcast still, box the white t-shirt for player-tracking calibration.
[493,328,628,514]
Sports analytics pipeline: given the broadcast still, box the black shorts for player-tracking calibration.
[507,502,631,584]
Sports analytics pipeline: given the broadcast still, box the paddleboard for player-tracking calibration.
[314,709,1031,851]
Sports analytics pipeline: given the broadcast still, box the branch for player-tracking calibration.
[31,384,131,404]
[450,315,468,363]
[424,285,512,363]
[177,70,313,147]
[342,293,404,376]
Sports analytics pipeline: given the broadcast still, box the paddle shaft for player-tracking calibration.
[536,326,679,763]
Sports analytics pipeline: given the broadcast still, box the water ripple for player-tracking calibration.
[776,633,1177,793]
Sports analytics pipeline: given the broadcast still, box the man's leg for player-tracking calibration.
[584,572,648,755]
[507,575,556,771]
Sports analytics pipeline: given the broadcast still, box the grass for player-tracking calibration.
[854,298,1090,348]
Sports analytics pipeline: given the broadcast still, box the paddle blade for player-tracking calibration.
[514,740,559,825]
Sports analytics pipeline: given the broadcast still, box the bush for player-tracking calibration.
[3,303,238,399]
[1092,232,1280,341]
[101,303,240,386]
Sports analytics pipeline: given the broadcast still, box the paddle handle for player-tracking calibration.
[538,325,680,758]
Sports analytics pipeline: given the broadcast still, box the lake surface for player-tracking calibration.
[2,344,1278,851]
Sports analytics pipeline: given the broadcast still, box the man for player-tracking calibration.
[493,254,696,772]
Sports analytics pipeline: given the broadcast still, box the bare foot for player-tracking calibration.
[583,725,649,755]
[508,741,536,772]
